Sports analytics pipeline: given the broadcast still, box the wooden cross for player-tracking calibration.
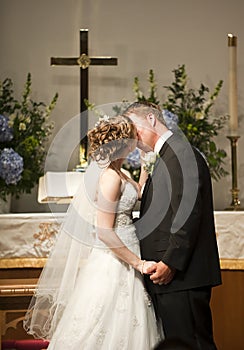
[50,29,118,164]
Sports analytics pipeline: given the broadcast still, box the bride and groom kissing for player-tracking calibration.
[24,101,221,349]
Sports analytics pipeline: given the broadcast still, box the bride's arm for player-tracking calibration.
[96,169,154,273]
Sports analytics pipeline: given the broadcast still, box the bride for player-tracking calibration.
[24,115,162,349]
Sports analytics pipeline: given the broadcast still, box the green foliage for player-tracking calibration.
[133,65,228,181]
[0,73,58,199]
[133,69,160,105]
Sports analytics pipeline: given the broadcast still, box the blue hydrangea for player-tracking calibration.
[126,148,141,169]
[0,114,14,142]
[163,109,179,131]
[0,148,24,185]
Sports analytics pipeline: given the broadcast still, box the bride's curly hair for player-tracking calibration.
[88,115,136,164]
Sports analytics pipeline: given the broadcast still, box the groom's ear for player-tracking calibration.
[146,113,156,127]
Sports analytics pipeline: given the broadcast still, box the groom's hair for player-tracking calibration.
[123,101,167,126]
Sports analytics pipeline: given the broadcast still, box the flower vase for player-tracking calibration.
[0,194,11,214]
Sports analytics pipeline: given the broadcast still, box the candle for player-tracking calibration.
[228,34,238,134]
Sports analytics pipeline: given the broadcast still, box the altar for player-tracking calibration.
[0,211,243,349]
[0,211,243,267]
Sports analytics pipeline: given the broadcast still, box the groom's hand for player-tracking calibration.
[147,261,176,285]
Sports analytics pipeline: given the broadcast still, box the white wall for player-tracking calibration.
[0,0,243,212]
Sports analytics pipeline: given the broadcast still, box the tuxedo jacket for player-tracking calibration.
[135,133,222,294]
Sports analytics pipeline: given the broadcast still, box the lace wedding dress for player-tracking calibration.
[24,162,162,349]
[49,181,161,349]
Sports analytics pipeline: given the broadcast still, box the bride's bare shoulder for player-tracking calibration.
[99,167,122,198]
[100,167,121,182]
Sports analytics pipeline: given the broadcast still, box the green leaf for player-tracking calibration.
[0,74,58,199]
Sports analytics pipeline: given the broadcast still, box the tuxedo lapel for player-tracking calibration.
[140,136,173,215]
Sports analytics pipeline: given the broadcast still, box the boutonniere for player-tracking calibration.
[141,151,159,175]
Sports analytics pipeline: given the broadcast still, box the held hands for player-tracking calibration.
[146,261,176,285]
[137,260,157,275]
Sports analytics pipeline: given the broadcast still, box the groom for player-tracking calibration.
[124,101,221,349]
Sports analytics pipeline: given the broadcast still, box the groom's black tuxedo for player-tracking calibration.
[135,133,221,349]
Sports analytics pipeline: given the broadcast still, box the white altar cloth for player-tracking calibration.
[0,211,243,269]
[214,211,244,260]
[0,213,64,259]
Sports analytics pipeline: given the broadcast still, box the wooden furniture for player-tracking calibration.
[211,270,244,349]
[0,268,43,350]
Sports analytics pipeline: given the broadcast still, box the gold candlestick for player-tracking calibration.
[225,135,243,210]
[228,34,238,134]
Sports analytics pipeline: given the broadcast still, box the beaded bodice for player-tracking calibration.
[94,180,139,249]
[115,181,138,227]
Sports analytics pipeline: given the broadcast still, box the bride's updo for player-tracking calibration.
[88,115,136,164]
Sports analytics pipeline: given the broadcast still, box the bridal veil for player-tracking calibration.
[23,161,105,339]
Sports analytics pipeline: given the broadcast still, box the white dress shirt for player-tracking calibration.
[154,130,173,153]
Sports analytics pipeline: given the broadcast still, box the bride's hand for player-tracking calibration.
[143,261,157,274]
[138,260,157,274]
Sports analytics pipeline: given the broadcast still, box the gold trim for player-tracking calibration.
[228,33,237,47]
[77,53,91,69]
[0,278,38,296]
[0,285,36,296]
[39,196,73,203]
[220,258,244,270]
[0,258,243,270]
[0,258,47,269]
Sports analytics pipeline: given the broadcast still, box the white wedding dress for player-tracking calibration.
[23,161,162,349]
[47,180,161,349]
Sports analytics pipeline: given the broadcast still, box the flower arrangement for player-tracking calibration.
[133,65,228,181]
[0,74,58,201]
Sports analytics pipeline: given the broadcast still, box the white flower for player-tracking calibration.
[95,114,110,127]
[18,114,25,121]
[195,112,204,120]
[8,114,15,127]
[19,122,26,131]
[102,114,110,122]
[25,116,31,123]
[141,151,158,175]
